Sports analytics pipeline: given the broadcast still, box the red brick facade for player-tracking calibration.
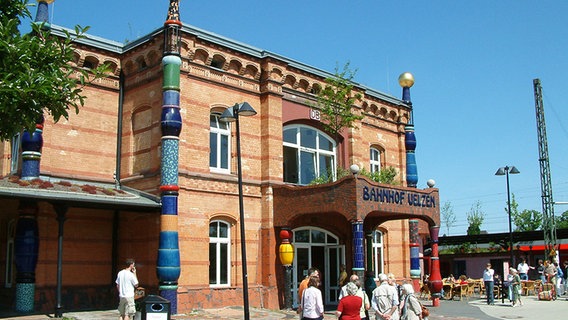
[0,22,439,313]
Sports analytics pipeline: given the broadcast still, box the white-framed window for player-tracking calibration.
[10,133,20,174]
[372,230,384,278]
[370,147,381,174]
[283,125,336,185]
[5,219,15,288]
[209,113,231,173]
[209,220,231,287]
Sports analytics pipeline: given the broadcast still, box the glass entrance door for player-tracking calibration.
[292,227,344,307]
[326,245,344,305]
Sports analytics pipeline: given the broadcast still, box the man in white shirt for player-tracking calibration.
[116,258,139,320]
[517,258,533,281]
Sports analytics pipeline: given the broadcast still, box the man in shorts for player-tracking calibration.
[116,258,139,320]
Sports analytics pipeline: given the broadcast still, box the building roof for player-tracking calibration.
[439,228,568,246]
[0,176,160,212]
[49,23,406,107]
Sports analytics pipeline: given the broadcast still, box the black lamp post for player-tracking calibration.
[220,102,257,320]
[495,165,520,265]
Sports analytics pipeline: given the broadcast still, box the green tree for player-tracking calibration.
[0,0,109,141]
[508,193,542,231]
[513,209,542,232]
[556,210,568,229]
[441,201,456,236]
[466,201,485,235]
[312,62,363,137]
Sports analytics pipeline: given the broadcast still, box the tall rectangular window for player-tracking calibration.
[209,221,231,286]
[210,114,230,173]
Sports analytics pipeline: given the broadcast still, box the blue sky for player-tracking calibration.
[32,1,568,235]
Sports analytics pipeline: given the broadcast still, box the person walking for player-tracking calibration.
[400,283,423,320]
[336,282,363,320]
[116,258,139,320]
[482,263,495,305]
[299,275,324,320]
[372,273,399,320]
[510,268,523,307]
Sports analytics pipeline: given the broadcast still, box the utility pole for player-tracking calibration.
[533,78,558,261]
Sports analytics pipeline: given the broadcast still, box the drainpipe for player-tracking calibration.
[115,70,124,190]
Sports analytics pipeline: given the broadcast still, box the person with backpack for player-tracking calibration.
[400,283,424,320]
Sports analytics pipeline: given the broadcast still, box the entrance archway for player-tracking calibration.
[292,227,344,306]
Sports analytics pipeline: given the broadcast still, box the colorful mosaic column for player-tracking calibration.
[399,73,418,188]
[157,0,182,314]
[20,115,44,180]
[409,219,421,292]
[14,2,54,312]
[352,221,365,279]
[429,226,443,307]
[14,202,39,312]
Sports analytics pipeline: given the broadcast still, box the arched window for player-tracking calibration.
[370,147,381,173]
[209,220,231,287]
[372,230,384,278]
[209,112,231,173]
[283,125,336,185]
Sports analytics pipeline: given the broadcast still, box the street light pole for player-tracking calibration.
[220,102,257,320]
[495,166,520,266]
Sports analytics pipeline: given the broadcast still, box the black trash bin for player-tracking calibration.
[141,294,170,320]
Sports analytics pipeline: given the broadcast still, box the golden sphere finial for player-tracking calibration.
[398,72,415,88]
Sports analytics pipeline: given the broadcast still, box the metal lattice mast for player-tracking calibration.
[533,78,557,260]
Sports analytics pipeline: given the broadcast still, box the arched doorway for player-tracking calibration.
[292,227,344,306]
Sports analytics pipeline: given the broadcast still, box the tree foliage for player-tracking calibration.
[466,201,485,235]
[312,62,363,137]
[513,209,542,232]
[441,201,456,236]
[508,193,542,231]
[358,166,398,185]
[556,210,568,229]
[0,0,109,141]
[308,166,398,185]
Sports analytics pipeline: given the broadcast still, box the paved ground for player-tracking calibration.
[1,295,566,319]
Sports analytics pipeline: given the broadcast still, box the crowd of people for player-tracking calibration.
[295,258,568,319]
[297,268,427,320]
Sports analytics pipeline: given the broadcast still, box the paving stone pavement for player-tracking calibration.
[1,295,567,319]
